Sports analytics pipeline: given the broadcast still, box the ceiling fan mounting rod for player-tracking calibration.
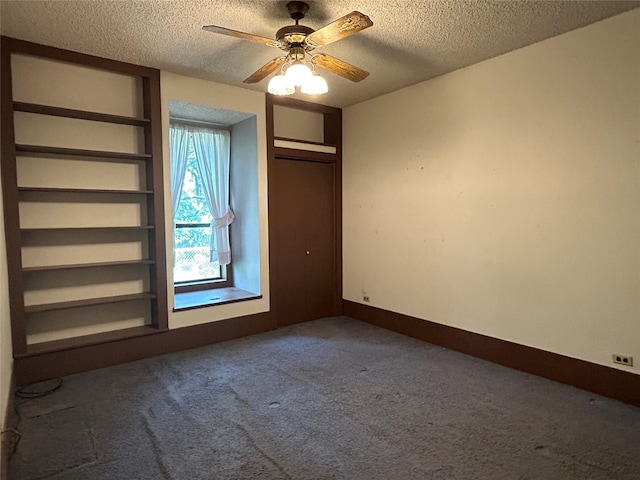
[286,1,309,24]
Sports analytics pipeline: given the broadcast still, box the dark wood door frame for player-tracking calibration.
[266,95,343,325]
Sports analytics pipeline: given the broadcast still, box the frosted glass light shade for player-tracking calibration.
[268,73,294,96]
[300,73,328,95]
[284,62,312,87]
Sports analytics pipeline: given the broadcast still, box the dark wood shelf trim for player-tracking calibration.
[3,36,158,77]
[21,325,164,357]
[274,136,338,148]
[13,102,150,126]
[23,259,155,272]
[15,144,151,162]
[21,225,154,233]
[270,95,342,115]
[274,146,338,163]
[25,292,157,313]
[2,34,28,355]
[18,186,153,195]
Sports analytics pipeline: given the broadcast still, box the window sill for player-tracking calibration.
[173,287,261,312]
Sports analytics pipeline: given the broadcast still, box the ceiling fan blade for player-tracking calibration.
[306,11,373,48]
[243,57,287,84]
[312,53,369,83]
[202,25,280,47]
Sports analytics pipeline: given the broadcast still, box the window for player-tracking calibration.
[168,104,261,311]
[170,123,233,292]
[173,144,224,285]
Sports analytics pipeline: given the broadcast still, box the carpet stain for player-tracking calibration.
[534,445,550,456]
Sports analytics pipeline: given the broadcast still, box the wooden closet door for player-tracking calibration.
[272,158,337,326]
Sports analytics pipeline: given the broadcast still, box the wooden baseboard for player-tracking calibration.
[14,312,276,385]
[14,303,640,408]
[343,300,640,407]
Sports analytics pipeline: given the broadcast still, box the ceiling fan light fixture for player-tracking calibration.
[284,60,313,87]
[300,72,328,95]
[267,72,294,96]
[204,3,372,92]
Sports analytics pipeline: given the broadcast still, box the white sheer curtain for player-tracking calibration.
[169,124,190,219]
[190,127,234,265]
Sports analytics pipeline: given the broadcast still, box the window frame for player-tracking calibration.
[170,120,234,293]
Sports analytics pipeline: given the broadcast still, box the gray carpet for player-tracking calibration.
[8,316,640,479]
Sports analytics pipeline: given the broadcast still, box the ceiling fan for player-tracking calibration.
[202,1,373,96]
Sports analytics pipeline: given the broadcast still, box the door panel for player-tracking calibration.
[273,158,336,326]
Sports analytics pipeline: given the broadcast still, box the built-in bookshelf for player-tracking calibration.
[1,37,168,357]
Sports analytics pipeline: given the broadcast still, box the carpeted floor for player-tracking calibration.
[8,316,640,479]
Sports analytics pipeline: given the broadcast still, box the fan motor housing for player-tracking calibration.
[276,25,315,48]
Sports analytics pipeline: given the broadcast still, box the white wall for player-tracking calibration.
[343,10,640,373]
[231,116,261,295]
[161,72,270,329]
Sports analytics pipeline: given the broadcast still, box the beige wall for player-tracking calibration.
[161,72,270,329]
[273,105,324,143]
[11,55,142,117]
[343,10,640,373]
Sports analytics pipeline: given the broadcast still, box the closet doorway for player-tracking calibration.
[272,157,338,326]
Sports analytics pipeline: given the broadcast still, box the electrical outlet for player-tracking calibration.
[612,354,633,367]
[363,295,370,302]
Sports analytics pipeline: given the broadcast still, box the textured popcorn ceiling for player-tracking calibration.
[1,1,638,108]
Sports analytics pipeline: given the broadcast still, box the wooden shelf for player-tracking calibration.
[21,225,154,233]
[22,325,164,357]
[25,292,157,313]
[2,39,168,361]
[274,136,338,148]
[23,259,155,272]
[13,101,150,127]
[18,186,153,195]
[15,144,151,162]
